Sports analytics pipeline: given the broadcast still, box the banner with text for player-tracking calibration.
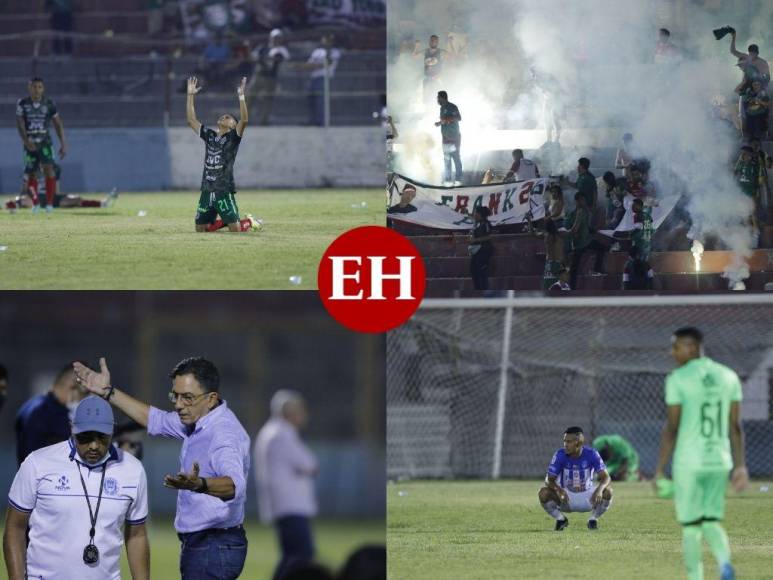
[387,174,549,230]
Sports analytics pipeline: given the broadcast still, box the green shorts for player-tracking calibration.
[23,141,55,174]
[195,190,240,225]
[673,467,729,524]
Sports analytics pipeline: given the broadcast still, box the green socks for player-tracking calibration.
[702,521,731,567]
[682,525,704,580]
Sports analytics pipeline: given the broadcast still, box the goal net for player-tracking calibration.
[387,295,773,480]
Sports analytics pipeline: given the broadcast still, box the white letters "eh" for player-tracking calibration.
[329,256,415,300]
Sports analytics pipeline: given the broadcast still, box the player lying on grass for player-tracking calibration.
[5,162,118,212]
[538,426,613,531]
[187,75,261,233]
[654,327,748,580]
[16,77,67,213]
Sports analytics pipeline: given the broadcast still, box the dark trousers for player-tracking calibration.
[443,137,462,182]
[273,515,315,580]
[569,240,607,289]
[470,244,493,290]
[308,76,326,126]
[50,11,73,54]
[253,76,278,125]
[179,525,248,579]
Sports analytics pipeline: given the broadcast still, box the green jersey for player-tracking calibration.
[16,96,58,144]
[665,357,742,471]
[438,101,461,143]
[566,206,591,251]
[199,125,242,193]
[735,158,758,198]
[631,207,653,258]
[592,434,639,481]
[575,171,597,207]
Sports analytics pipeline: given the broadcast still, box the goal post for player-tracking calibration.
[387,294,773,481]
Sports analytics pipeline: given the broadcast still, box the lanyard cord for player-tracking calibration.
[76,462,107,544]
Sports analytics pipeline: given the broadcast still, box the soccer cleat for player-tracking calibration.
[246,214,263,232]
[102,187,119,208]
[31,204,40,214]
[587,519,598,530]
[45,205,53,214]
[720,563,735,580]
[554,518,569,531]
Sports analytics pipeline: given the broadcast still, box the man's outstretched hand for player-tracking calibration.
[164,462,204,492]
[73,357,111,398]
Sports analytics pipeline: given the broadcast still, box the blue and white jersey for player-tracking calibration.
[8,439,148,580]
[547,446,606,493]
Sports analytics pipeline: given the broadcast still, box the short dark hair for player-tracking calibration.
[602,171,616,186]
[437,90,448,100]
[474,206,491,219]
[512,148,523,158]
[748,44,759,54]
[578,157,590,169]
[430,34,439,39]
[169,357,220,393]
[29,77,44,84]
[673,327,703,344]
[659,28,670,37]
[565,426,584,435]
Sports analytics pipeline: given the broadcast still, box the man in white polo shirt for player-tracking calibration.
[255,390,319,579]
[3,395,149,580]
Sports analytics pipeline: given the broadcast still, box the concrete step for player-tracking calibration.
[424,272,773,296]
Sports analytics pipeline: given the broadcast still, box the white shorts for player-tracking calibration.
[560,488,593,513]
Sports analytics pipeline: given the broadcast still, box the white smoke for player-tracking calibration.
[388,0,771,285]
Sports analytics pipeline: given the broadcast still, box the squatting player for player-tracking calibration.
[186,75,259,233]
[655,327,748,580]
[16,77,67,212]
[538,426,613,530]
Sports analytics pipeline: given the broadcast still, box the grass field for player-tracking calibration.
[387,480,773,579]
[0,189,384,289]
[0,517,384,579]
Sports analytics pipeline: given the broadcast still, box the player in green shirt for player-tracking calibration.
[187,76,260,233]
[655,327,748,580]
[593,434,639,481]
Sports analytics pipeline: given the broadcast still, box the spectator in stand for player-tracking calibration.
[729,32,770,88]
[631,198,654,261]
[46,0,73,55]
[565,157,597,209]
[420,35,446,107]
[198,32,232,91]
[750,138,770,220]
[549,267,571,291]
[469,206,494,291]
[562,192,606,289]
[226,39,254,88]
[436,90,463,185]
[602,171,625,229]
[534,218,565,290]
[622,246,654,291]
[250,29,290,126]
[547,184,565,228]
[306,34,341,126]
[504,149,539,182]
[654,28,679,64]
[735,145,760,235]
[742,79,769,140]
[615,133,633,177]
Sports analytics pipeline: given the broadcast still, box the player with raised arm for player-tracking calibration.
[655,327,749,580]
[538,426,613,531]
[186,76,260,233]
[16,78,67,213]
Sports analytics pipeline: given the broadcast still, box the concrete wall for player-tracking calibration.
[0,127,383,193]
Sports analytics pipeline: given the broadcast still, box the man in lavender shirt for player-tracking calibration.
[74,357,251,580]
[255,390,318,579]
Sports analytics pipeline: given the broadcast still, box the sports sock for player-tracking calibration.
[45,176,56,207]
[28,176,39,204]
[701,521,730,568]
[207,219,227,232]
[682,525,704,580]
[239,217,252,231]
[592,498,611,519]
[541,500,563,520]
[80,200,101,207]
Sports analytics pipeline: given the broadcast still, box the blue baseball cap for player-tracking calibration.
[72,396,115,435]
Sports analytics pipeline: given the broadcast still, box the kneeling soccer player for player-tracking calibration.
[186,75,260,233]
[538,425,613,531]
